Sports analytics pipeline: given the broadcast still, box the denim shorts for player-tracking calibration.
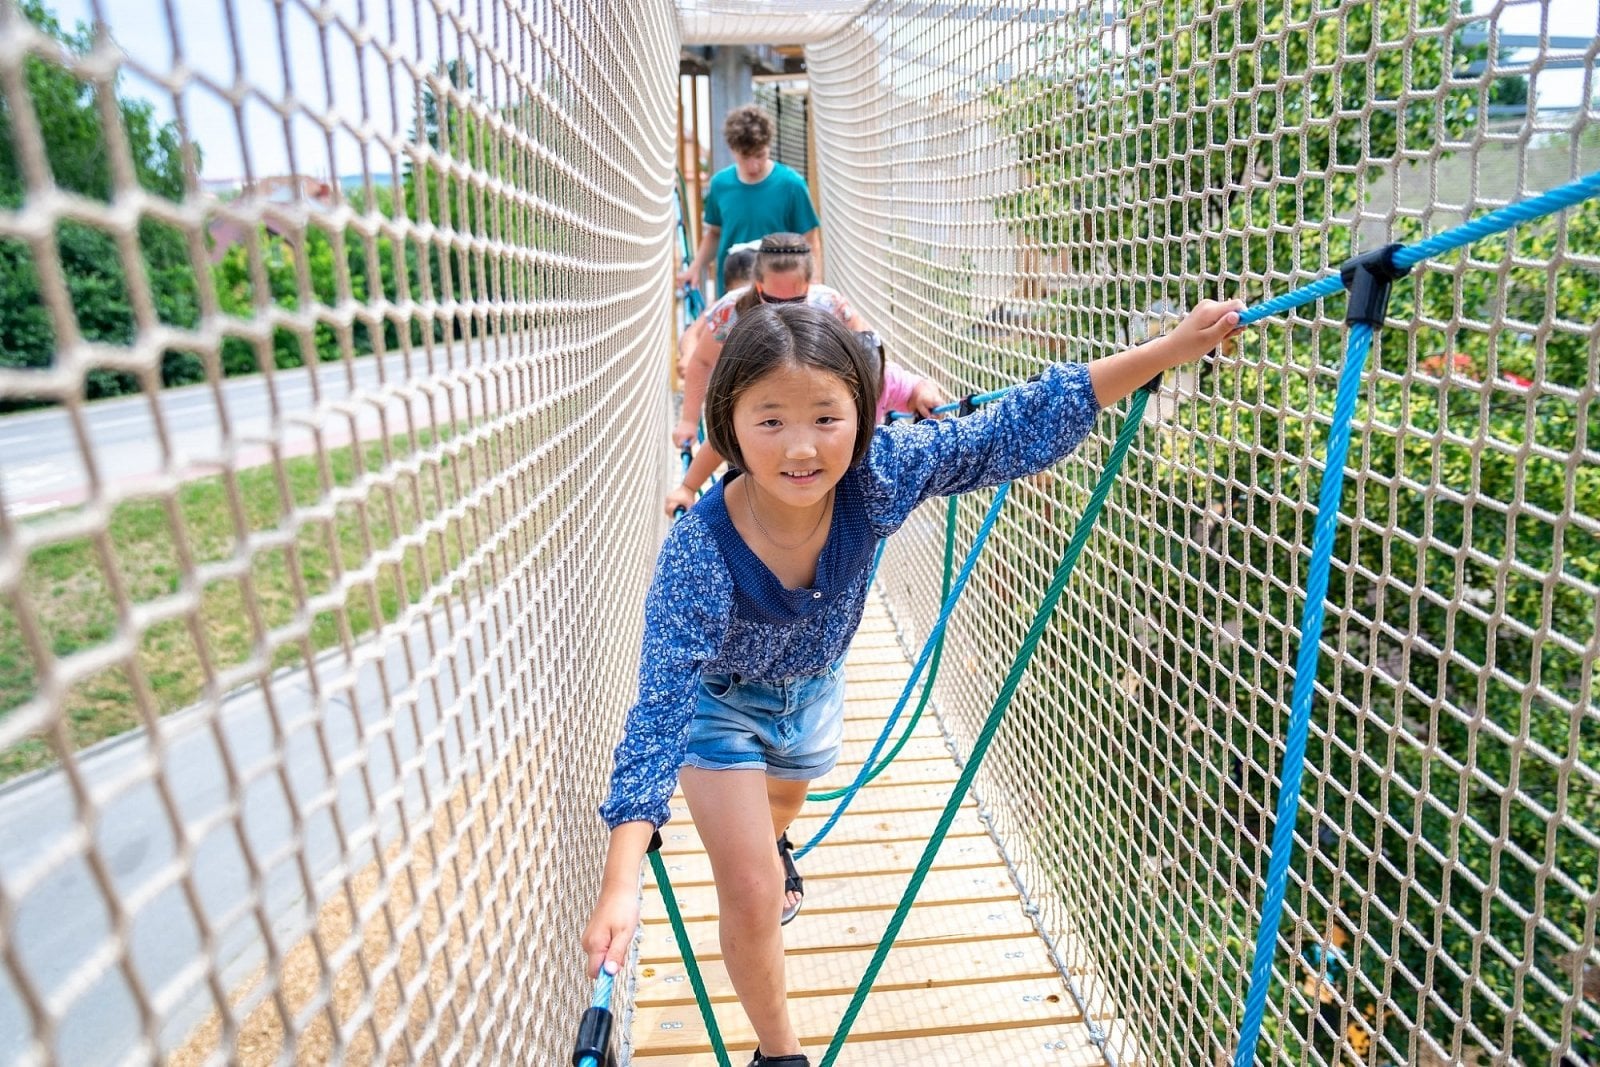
[681,658,847,781]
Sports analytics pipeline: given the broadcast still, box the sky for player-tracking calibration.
[39,0,1600,183]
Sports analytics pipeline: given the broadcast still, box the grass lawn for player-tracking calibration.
[0,413,554,782]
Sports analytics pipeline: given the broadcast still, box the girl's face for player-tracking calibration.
[731,362,857,512]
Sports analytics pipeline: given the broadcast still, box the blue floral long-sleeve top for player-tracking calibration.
[599,361,1101,829]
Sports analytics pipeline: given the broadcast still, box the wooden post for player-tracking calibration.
[806,85,820,223]
[688,74,703,251]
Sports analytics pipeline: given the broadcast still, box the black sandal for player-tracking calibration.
[777,832,803,925]
[748,1051,810,1067]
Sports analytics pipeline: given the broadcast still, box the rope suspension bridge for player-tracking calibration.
[0,2,1595,1066]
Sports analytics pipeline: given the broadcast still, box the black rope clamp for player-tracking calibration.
[570,1006,617,1067]
[958,393,978,417]
[1339,243,1411,327]
[646,830,663,854]
[1139,371,1164,395]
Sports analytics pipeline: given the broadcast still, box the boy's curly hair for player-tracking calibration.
[723,105,774,156]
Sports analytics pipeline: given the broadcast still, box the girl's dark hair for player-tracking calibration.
[723,247,758,289]
[705,303,881,473]
[733,232,815,315]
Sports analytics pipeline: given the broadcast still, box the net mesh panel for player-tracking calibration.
[0,0,677,1063]
[754,81,810,178]
[677,2,870,46]
[809,3,1600,1066]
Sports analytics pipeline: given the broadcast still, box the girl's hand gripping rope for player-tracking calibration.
[582,887,638,981]
[665,484,697,518]
[1167,298,1247,358]
[1086,298,1246,408]
[671,418,699,450]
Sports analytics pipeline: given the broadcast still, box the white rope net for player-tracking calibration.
[0,0,677,1063]
[2,0,1599,1064]
[810,2,1600,1065]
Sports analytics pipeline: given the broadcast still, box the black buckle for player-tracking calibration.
[647,830,663,854]
[571,1006,617,1067]
[1140,371,1164,395]
[958,393,978,417]
[1339,243,1411,327]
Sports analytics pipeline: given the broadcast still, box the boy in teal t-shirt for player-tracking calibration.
[677,105,822,294]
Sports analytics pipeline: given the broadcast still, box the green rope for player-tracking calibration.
[807,495,959,802]
[818,388,1151,1066]
[647,850,732,1067]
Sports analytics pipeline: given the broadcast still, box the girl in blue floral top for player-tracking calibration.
[583,299,1243,1067]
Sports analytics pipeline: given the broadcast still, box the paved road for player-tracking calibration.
[0,603,498,1065]
[0,344,507,515]
[0,340,535,1062]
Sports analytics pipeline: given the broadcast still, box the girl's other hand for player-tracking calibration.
[582,889,639,980]
[664,485,696,517]
[671,419,698,449]
[909,379,951,419]
[1167,299,1247,363]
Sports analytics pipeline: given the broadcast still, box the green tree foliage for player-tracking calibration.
[0,0,580,406]
[0,0,200,401]
[988,2,1594,1063]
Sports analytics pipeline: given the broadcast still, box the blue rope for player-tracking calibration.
[1231,324,1372,1066]
[865,534,886,589]
[1393,170,1600,270]
[575,969,616,1067]
[888,168,1600,423]
[794,481,1011,860]
[1231,168,1600,1065]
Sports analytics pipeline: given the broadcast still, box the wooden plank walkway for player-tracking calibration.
[629,595,1113,1066]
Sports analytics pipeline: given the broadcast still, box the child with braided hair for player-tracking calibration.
[666,233,947,516]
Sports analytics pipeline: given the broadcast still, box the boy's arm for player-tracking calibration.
[665,444,724,516]
[676,225,721,288]
[673,333,724,446]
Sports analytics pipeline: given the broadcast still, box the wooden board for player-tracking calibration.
[638,1023,1110,1066]
[633,934,1066,1005]
[646,832,1006,889]
[630,976,1110,1057]
[660,807,984,852]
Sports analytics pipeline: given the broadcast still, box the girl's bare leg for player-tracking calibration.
[680,767,805,1057]
[766,776,809,912]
